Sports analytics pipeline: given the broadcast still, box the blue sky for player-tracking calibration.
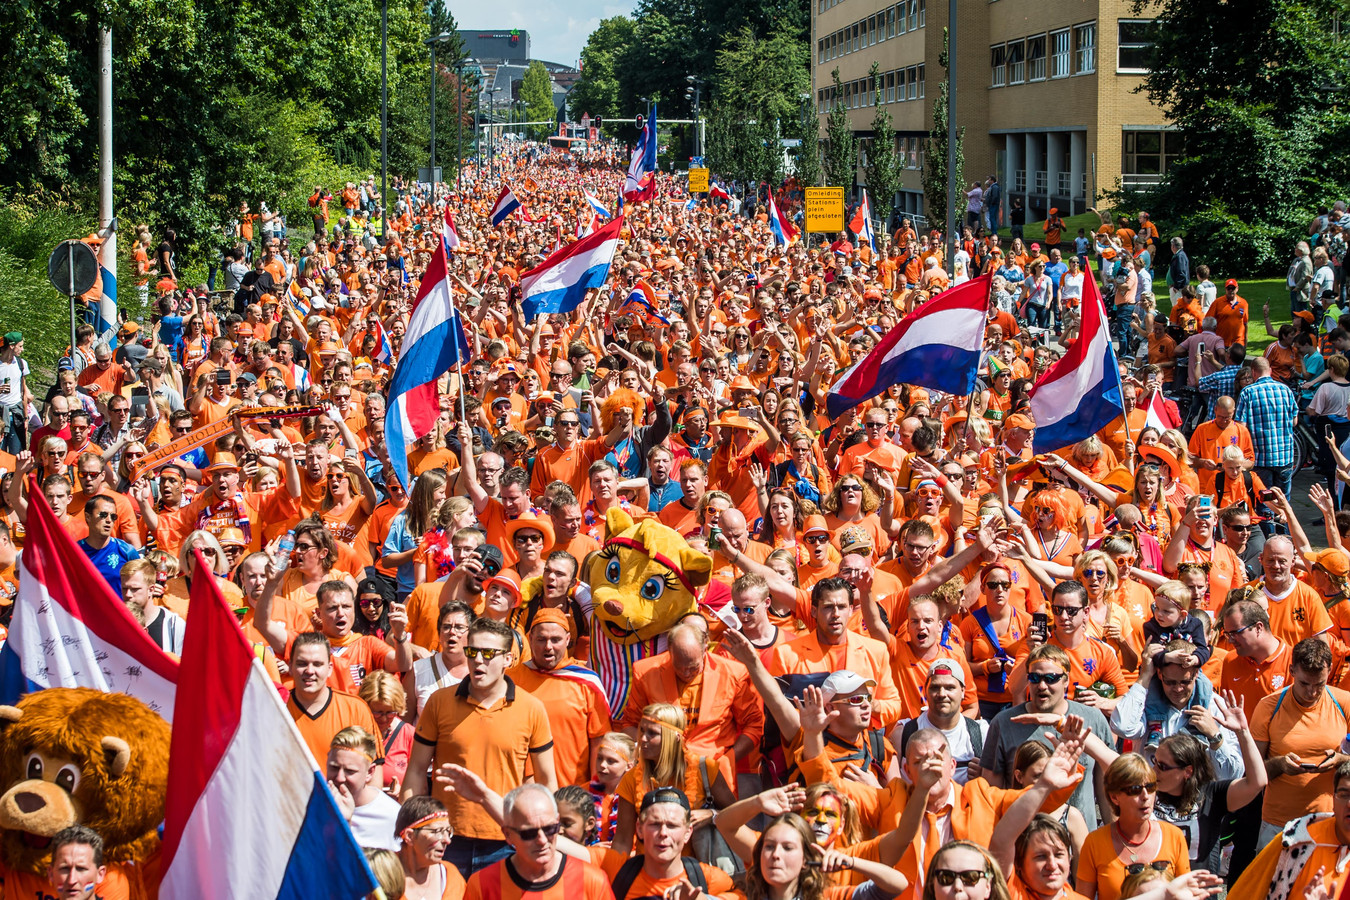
[460,1,636,68]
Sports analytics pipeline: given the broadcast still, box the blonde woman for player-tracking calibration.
[611,703,735,855]
[162,529,246,618]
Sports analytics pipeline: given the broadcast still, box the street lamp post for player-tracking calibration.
[426,32,454,205]
[945,0,958,276]
[380,0,387,230]
[488,87,502,178]
[684,76,703,160]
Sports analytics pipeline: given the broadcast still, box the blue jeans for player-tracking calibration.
[1112,303,1137,354]
[1027,303,1051,329]
[443,837,511,880]
[1255,462,1295,535]
[1143,676,1213,747]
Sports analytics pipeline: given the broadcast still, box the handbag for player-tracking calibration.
[687,757,743,876]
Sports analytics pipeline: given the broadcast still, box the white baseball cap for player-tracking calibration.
[821,670,876,701]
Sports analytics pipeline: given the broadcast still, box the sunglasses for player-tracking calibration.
[1120,782,1158,797]
[463,646,508,661]
[1081,569,1109,579]
[805,534,831,545]
[984,580,1011,590]
[1051,604,1084,617]
[830,693,872,707]
[932,869,989,888]
[1152,758,1185,773]
[513,532,545,544]
[1026,671,1068,685]
[839,484,862,493]
[1124,861,1171,876]
[508,822,561,841]
[1222,621,1256,640]
[91,510,118,521]
[358,597,384,608]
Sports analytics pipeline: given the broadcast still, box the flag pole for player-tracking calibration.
[1091,259,1133,474]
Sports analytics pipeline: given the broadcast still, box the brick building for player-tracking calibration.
[811,0,1174,227]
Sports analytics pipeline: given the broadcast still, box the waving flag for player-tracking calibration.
[1028,268,1124,452]
[490,186,523,226]
[94,235,119,347]
[370,322,394,365]
[621,280,670,326]
[826,274,991,418]
[850,190,876,255]
[525,660,613,717]
[384,239,471,488]
[768,194,798,248]
[160,550,378,900]
[576,213,596,239]
[442,207,461,250]
[624,106,658,203]
[710,182,730,201]
[584,190,611,220]
[521,216,624,319]
[0,478,179,719]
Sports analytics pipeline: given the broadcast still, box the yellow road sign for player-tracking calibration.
[687,168,710,193]
[805,187,846,233]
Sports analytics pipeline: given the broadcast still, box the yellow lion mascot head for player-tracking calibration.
[584,507,711,644]
[0,687,170,875]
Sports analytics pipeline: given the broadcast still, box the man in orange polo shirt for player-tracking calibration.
[620,620,763,761]
[839,408,905,477]
[529,405,610,506]
[1188,397,1254,494]
[1219,599,1293,715]
[286,632,381,766]
[1008,581,1126,710]
[1213,279,1250,348]
[507,610,611,787]
[884,597,978,719]
[707,412,778,521]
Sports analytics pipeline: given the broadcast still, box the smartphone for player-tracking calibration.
[1031,612,1050,641]
[1258,489,1277,502]
[215,368,231,386]
[344,448,358,461]
[1300,763,1323,772]
[1196,495,1214,516]
[1327,424,1336,442]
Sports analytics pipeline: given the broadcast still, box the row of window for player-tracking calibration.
[817,0,925,65]
[990,23,1096,87]
[817,65,927,113]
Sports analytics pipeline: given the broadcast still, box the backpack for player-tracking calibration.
[612,855,707,900]
[899,715,985,760]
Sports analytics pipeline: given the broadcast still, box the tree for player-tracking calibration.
[1125,0,1350,273]
[822,69,856,190]
[794,97,822,188]
[520,62,555,141]
[863,62,903,231]
[923,28,964,237]
[568,16,637,133]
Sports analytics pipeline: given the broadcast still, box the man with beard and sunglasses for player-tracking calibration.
[981,643,1114,826]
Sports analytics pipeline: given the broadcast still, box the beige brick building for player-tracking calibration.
[811,0,1174,228]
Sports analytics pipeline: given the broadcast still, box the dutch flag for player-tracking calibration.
[1028,267,1125,452]
[768,194,798,248]
[584,190,611,220]
[159,550,378,900]
[490,186,523,226]
[520,216,625,320]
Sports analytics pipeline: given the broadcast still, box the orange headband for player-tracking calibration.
[641,716,684,734]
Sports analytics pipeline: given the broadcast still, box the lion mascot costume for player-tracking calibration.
[581,507,711,717]
[0,688,170,899]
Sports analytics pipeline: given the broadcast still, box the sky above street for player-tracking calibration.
[461,2,635,69]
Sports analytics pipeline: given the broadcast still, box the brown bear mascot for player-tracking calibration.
[0,688,170,900]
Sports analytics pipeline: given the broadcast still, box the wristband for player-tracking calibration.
[934,474,949,488]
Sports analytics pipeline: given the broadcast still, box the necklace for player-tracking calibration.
[1115,820,1152,863]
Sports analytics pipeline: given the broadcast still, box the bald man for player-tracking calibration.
[620,621,764,760]
[709,508,773,585]
[1188,395,1255,494]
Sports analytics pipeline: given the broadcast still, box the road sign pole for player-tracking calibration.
[67,242,76,360]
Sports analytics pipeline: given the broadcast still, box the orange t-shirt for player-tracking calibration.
[287,689,379,767]
[1251,685,1350,825]
[1219,642,1293,717]
[1076,821,1191,900]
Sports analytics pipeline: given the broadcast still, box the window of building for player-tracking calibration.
[907,65,918,99]
[887,7,896,37]
[1122,130,1182,177]
[884,71,894,102]
[1006,41,1024,84]
[908,0,918,31]
[1050,29,1070,78]
[917,64,925,97]
[1075,23,1096,73]
[991,44,1006,87]
[1027,34,1046,80]
[869,15,877,46]
[1117,20,1154,72]
[918,0,926,28]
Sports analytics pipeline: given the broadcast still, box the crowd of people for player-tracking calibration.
[5,141,1350,900]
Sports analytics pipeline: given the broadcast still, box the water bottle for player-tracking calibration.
[275,530,295,568]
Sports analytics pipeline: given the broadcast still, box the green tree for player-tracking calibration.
[1125,0,1350,273]
[923,28,963,236]
[520,61,556,141]
[569,16,637,134]
[863,62,902,231]
[794,97,822,188]
[822,69,855,190]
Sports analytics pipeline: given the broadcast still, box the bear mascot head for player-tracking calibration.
[0,688,170,875]
[580,506,711,717]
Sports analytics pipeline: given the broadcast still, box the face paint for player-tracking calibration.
[804,793,843,848]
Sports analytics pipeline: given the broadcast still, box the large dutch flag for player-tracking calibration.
[768,194,798,248]
[160,550,377,900]
[520,216,625,320]
[442,207,461,251]
[0,478,178,717]
[623,106,658,203]
[490,186,523,226]
[384,237,471,488]
[1028,268,1124,452]
[825,274,990,419]
[95,235,119,347]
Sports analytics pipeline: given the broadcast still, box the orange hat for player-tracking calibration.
[316,340,343,357]
[217,527,247,548]
[860,447,899,473]
[1048,208,1059,215]
[504,516,555,550]
[1314,548,1350,579]
[534,391,557,405]
[484,569,523,601]
[803,514,830,535]
[204,452,241,472]
[1294,310,1315,324]
[716,412,761,432]
[942,412,969,433]
[1004,413,1036,432]
[1138,445,1180,479]
[529,608,571,632]
[1225,278,1239,288]
[728,375,757,394]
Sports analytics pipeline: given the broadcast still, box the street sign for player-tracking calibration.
[687,167,710,193]
[47,240,99,297]
[805,187,846,233]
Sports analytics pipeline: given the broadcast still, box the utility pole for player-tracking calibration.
[380,0,388,230]
[456,63,465,192]
[430,42,438,206]
[945,0,958,276]
[98,24,116,332]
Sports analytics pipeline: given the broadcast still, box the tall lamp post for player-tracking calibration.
[684,76,704,160]
[945,0,958,275]
[380,0,388,230]
[487,86,502,178]
[426,32,454,205]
